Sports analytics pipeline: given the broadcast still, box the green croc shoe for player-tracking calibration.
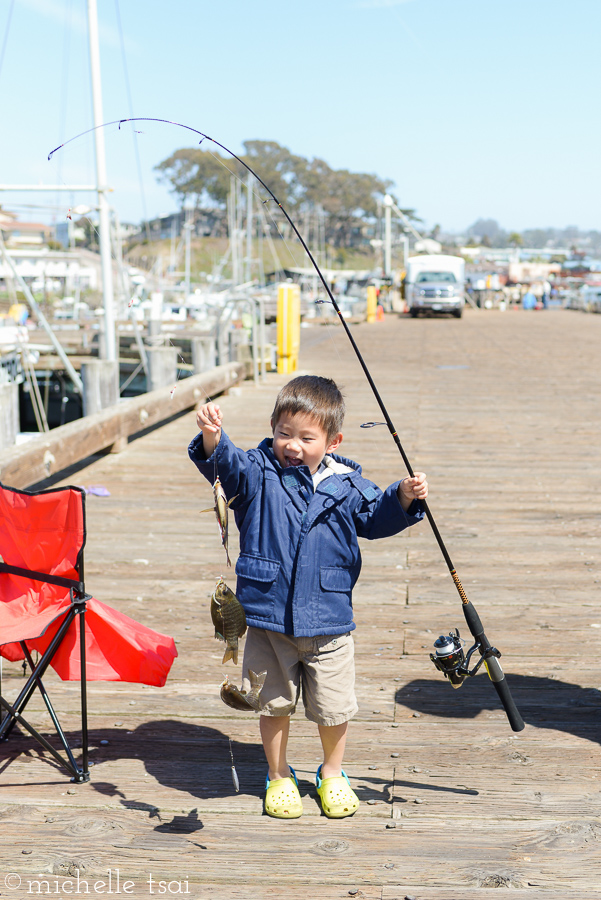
[316,764,359,818]
[264,765,303,819]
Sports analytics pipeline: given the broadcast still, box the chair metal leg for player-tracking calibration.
[0,609,77,741]
[0,603,90,782]
[21,645,82,776]
[73,601,89,783]
[0,694,80,779]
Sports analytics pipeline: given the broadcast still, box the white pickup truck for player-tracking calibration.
[406,255,465,318]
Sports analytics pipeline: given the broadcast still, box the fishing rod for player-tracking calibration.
[49,119,524,732]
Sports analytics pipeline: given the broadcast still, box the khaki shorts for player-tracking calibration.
[241,627,358,727]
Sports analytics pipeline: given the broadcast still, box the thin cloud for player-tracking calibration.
[355,0,424,50]
[355,0,416,8]
[389,6,424,49]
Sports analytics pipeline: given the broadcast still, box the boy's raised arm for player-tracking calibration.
[190,404,259,506]
[196,402,223,458]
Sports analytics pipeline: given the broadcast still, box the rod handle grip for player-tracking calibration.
[462,599,484,638]
[489,668,525,732]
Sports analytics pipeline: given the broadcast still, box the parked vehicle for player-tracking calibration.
[581,284,601,313]
[406,255,465,318]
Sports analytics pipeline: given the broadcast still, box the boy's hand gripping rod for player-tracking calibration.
[49,119,525,732]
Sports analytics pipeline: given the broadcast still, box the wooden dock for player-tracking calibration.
[1,308,600,898]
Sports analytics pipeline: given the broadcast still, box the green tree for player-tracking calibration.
[242,140,302,206]
[294,158,398,246]
[154,140,419,249]
[154,148,240,207]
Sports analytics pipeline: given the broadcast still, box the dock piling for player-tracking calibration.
[0,382,19,451]
[81,359,119,417]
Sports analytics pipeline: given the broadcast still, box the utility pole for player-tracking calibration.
[170,218,176,273]
[184,206,192,300]
[87,0,116,361]
[384,194,393,278]
[401,234,409,269]
[246,171,253,284]
[229,177,239,286]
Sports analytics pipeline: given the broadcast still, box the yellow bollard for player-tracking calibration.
[8,303,28,325]
[277,283,301,373]
[366,285,377,323]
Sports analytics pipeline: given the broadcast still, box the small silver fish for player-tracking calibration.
[200,476,237,567]
[220,669,267,712]
[229,736,240,792]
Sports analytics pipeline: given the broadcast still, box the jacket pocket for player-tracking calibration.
[235,554,281,620]
[318,566,354,628]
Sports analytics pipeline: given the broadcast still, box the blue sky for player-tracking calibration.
[1,0,599,233]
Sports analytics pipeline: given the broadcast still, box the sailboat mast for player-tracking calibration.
[87,0,116,361]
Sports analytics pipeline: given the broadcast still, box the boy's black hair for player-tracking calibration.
[271,376,345,440]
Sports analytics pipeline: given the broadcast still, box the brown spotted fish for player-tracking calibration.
[220,669,267,711]
[211,577,247,664]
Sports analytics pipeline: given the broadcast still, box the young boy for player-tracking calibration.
[189,375,427,819]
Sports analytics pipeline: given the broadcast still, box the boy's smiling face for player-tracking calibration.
[271,411,342,475]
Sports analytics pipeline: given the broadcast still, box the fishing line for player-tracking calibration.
[49,118,412,477]
[164,137,350,390]
[202,144,304,276]
[54,0,74,200]
[202,153,358,374]
[53,136,180,398]
[210,155,346,369]
[0,0,15,88]
[114,0,152,246]
[256,195,286,280]
[164,339,188,401]
[52,121,303,283]
[49,118,525,732]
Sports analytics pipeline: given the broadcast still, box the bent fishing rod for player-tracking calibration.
[49,119,524,732]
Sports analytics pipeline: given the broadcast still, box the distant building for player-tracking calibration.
[0,209,53,247]
[0,248,98,294]
[56,220,87,248]
[508,261,561,284]
[134,208,226,242]
[55,217,138,249]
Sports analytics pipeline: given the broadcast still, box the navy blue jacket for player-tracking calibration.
[189,430,424,637]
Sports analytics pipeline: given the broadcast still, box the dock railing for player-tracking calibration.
[0,361,249,490]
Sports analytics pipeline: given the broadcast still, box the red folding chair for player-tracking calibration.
[0,481,177,783]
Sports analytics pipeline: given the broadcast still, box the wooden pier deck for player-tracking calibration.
[1,308,600,898]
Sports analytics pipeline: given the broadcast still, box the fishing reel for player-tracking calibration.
[430,628,501,688]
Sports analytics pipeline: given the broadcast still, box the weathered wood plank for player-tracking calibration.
[3,310,601,896]
[1,810,600,892]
